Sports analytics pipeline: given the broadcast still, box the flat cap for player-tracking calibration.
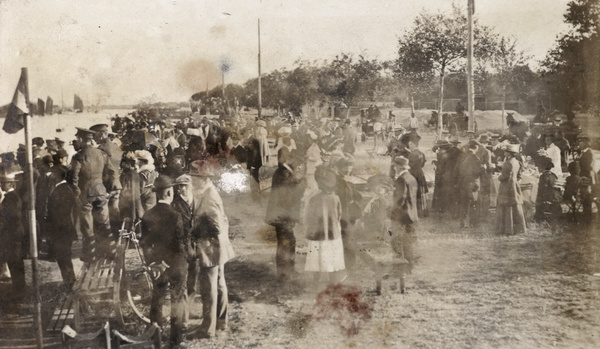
[175,174,192,185]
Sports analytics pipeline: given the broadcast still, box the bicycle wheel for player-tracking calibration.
[125,269,154,324]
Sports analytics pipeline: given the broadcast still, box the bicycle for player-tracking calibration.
[115,218,170,328]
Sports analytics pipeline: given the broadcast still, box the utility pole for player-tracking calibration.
[467,0,475,133]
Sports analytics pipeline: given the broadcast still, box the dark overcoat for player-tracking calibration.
[265,165,306,225]
[390,170,418,225]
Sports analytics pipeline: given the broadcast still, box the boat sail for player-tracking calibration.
[46,96,53,115]
[74,94,84,113]
[37,98,45,116]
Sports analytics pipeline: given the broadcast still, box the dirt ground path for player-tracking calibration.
[2,115,600,348]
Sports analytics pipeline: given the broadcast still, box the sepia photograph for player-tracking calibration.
[1,0,599,348]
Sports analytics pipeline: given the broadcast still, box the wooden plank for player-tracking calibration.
[91,259,108,291]
[80,260,100,291]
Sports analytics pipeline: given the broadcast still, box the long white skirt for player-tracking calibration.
[304,238,345,273]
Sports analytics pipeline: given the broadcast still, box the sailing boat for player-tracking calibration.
[74,94,84,113]
[37,98,45,116]
[46,96,53,115]
[56,92,65,132]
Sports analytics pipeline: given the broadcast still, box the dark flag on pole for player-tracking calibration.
[2,69,29,134]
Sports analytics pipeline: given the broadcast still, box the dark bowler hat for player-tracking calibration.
[55,138,65,148]
[314,165,337,189]
[577,135,591,143]
[55,149,69,158]
[0,152,15,162]
[32,137,44,146]
[336,156,355,168]
[479,134,490,144]
[75,127,95,138]
[90,124,109,133]
[152,175,174,191]
[392,156,411,170]
[46,139,58,151]
[434,139,451,147]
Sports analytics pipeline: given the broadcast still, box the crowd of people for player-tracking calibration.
[0,108,598,346]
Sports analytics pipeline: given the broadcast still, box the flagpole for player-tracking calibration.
[467,0,475,133]
[21,67,44,349]
[257,18,262,119]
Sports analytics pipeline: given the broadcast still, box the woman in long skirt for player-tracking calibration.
[305,165,346,284]
[496,144,526,235]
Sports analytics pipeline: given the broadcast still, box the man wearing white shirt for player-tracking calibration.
[542,134,562,178]
[409,112,419,131]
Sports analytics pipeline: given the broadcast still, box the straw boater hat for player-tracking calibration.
[256,120,267,128]
[504,143,520,153]
[189,159,216,177]
[392,156,411,170]
[134,150,154,165]
[152,175,174,192]
[0,170,22,183]
[278,126,292,137]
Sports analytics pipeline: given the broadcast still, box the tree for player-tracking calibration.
[395,4,499,135]
[489,36,529,133]
[540,0,600,114]
[318,53,383,108]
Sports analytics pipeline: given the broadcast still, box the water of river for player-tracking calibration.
[0,109,133,154]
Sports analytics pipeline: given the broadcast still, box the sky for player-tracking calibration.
[0,0,572,106]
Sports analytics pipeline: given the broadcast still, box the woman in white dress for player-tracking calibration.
[304,165,346,285]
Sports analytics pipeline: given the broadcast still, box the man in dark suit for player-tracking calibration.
[390,156,418,270]
[265,150,306,282]
[445,139,464,218]
[171,174,199,317]
[334,157,362,270]
[70,127,120,261]
[140,175,192,347]
[0,173,26,299]
[457,141,484,228]
[46,166,78,290]
[578,136,596,221]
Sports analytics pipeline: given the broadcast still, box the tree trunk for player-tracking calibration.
[438,70,445,138]
[501,85,506,135]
